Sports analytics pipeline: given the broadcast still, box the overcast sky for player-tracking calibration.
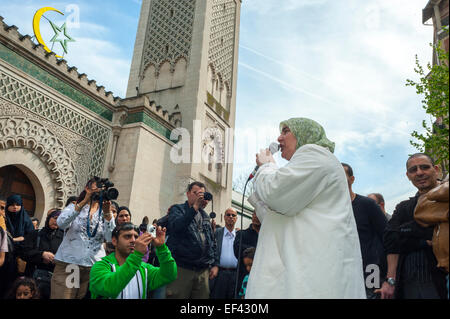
[0,0,434,214]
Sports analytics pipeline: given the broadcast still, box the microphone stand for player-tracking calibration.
[233,144,278,298]
[234,176,251,299]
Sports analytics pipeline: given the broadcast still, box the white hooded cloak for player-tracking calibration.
[246,144,366,299]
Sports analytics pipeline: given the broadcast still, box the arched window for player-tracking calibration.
[0,165,36,217]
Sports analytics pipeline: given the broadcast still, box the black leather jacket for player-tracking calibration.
[166,201,218,271]
[20,227,64,275]
[383,193,447,299]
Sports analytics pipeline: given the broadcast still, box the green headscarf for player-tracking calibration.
[279,118,335,153]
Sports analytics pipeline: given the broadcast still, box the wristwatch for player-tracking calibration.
[386,277,396,286]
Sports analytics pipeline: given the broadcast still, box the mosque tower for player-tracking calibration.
[113,0,242,219]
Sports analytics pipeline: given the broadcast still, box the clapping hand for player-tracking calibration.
[135,233,152,254]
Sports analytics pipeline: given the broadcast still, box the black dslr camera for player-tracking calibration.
[203,192,213,201]
[202,192,216,219]
[90,176,119,201]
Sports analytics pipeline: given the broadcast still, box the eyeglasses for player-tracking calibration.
[225,213,237,217]
[407,164,432,174]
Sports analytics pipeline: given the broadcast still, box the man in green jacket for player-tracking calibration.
[90,222,177,299]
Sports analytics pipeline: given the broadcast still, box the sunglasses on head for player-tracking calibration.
[225,213,237,217]
[407,164,432,174]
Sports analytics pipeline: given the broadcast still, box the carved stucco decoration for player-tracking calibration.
[0,71,110,179]
[202,125,224,167]
[0,114,80,207]
[0,99,93,207]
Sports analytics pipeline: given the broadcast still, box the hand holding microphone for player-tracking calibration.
[256,148,276,166]
[248,142,280,181]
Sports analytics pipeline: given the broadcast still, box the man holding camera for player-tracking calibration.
[89,222,176,299]
[52,177,116,299]
[165,181,219,299]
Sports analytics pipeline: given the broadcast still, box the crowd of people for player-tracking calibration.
[0,118,448,300]
[0,177,249,299]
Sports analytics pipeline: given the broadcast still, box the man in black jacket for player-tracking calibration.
[19,210,64,299]
[342,163,388,299]
[165,181,219,299]
[377,153,447,299]
[233,212,260,299]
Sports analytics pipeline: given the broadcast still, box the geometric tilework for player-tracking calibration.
[141,0,196,73]
[0,43,113,121]
[209,0,236,91]
[0,70,110,178]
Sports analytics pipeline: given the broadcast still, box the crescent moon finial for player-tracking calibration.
[32,7,64,58]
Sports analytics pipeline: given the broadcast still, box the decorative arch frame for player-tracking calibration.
[141,62,157,79]
[0,116,78,209]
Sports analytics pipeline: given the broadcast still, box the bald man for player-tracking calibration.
[210,208,238,299]
[368,193,391,221]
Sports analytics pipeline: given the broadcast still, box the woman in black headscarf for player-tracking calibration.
[0,194,35,297]
[5,194,34,243]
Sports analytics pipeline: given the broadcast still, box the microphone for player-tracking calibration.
[248,142,280,181]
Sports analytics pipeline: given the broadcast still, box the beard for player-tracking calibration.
[116,244,134,258]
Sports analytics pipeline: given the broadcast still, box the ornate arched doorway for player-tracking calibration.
[0,165,36,217]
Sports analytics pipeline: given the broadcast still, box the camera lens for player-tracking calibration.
[105,181,114,188]
[106,188,119,200]
[204,192,213,201]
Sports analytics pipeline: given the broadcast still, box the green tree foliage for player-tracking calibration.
[406,34,449,169]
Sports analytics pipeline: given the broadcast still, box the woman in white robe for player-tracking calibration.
[246,118,366,299]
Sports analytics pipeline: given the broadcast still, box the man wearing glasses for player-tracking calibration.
[210,208,238,299]
[378,153,447,299]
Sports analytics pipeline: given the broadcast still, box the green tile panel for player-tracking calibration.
[0,42,113,121]
[125,111,178,143]
[206,91,230,122]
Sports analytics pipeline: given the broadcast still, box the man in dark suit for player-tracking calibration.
[210,208,238,299]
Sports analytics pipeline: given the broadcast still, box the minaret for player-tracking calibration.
[124,0,242,217]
